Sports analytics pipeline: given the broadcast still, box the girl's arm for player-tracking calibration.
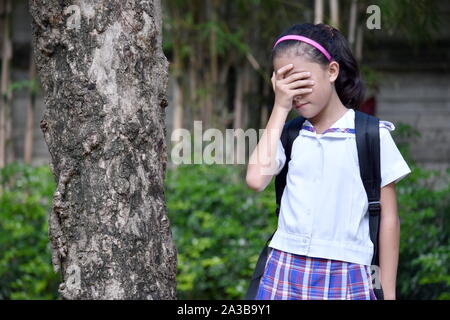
[246,64,313,192]
[246,105,290,192]
[378,181,400,300]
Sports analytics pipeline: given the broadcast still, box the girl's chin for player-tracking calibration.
[294,103,310,111]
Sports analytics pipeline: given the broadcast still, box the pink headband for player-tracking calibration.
[273,35,333,62]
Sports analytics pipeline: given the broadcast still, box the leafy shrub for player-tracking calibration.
[393,123,450,299]
[0,162,59,299]
[396,163,450,299]
[165,163,278,299]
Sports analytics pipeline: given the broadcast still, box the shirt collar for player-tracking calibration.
[300,108,355,139]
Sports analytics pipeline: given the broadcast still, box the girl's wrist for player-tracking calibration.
[273,104,291,114]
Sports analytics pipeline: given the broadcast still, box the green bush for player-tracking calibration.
[393,123,450,299]
[396,163,450,299]
[165,164,278,299]
[0,162,59,299]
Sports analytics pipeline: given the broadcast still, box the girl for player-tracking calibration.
[246,23,411,300]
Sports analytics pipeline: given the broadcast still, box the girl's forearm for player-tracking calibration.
[246,105,290,191]
[378,213,400,300]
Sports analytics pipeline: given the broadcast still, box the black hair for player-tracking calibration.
[271,23,365,110]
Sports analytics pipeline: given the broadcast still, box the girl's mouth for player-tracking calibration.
[295,102,309,109]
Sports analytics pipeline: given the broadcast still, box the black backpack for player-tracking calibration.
[244,110,384,300]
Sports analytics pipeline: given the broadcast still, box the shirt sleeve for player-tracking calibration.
[274,139,286,176]
[379,120,412,188]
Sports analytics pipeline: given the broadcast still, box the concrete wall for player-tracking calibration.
[376,72,450,188]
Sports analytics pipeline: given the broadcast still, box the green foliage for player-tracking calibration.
[165,164,277,299]
[0,162,59,299]
[386,123,449,299]
[395,162,450,299]
[374,0,441,44]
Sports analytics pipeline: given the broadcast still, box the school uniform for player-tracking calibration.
[256,108,411,300]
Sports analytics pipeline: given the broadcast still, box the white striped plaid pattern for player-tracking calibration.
[255,248,377,300]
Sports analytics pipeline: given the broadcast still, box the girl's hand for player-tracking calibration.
[271,64,314,110]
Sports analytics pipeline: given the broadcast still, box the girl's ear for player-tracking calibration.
[328,61,340,83]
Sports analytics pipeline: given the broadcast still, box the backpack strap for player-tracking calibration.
[355,110,384,300]
[244,116,305,300]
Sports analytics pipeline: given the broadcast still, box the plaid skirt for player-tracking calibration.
[255,248,377,300]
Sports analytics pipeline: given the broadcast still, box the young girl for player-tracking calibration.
[246,23,411,300]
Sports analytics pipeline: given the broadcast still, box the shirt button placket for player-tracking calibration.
[303,208,313,254]
[317,139,323,183]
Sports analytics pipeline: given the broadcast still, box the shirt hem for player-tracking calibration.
[381,163,411,188]
[268,229,374,266]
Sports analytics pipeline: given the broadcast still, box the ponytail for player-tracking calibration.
[271,23,365,109]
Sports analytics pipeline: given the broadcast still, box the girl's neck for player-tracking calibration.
[308,91,348,134]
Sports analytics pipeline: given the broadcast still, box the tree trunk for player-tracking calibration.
[260,81,269,128]
[0,0,13,168]
[188,51,197,126]
[314,0,324,24]
[202,0,218,129]
[329,0,339,28]
[168,3,184,136]
[241,63,251,130]
[171,41,184,136]
[233,66,243,130]
[348,0,358,51]
[24,53,37,165]
[356,24,364,62]
[172,75,184,141]
[218,56,232,129]
[29,0,177,299]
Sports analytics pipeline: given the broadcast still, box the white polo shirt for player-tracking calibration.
[268,108,411,266]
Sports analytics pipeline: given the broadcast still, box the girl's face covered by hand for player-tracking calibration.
[273,53,339,118]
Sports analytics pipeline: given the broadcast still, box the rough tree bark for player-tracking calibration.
[29,0,177,299]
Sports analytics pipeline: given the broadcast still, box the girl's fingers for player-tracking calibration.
[271,72,276,91]
[283,71,312,83]
[275,64,294,81]
[287,79,315,90]
[292,87,314,95]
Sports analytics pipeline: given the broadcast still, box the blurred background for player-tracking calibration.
[0,0,449,299]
